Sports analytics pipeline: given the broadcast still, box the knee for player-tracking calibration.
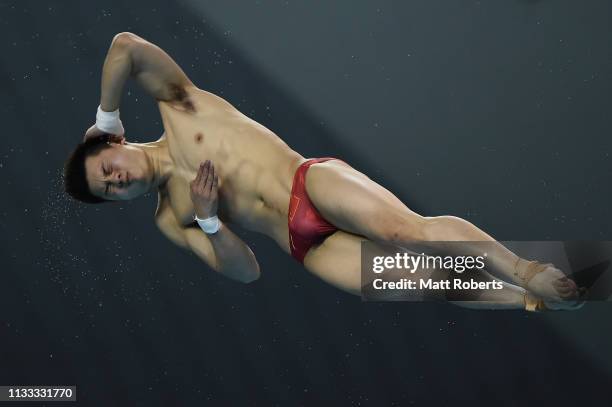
[372,215,429,244]
[382,215,460,243]
[374,215,467,244]
[420,215,465,241]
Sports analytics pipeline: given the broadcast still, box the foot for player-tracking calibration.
[524,291,586,312]
[515,259,579,302]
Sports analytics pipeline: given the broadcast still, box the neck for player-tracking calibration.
[128,138,173,191]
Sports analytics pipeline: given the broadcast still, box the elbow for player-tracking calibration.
[111,32,140,50]
[240,273,260,284]
[236,263,261,284]
[240,267,261,284]
[216,263,260,284]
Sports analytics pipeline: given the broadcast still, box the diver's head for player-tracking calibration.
[63,134,153,203]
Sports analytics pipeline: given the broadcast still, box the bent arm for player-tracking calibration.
[184,222,261,283]
[156,208,260,284]
[99,32,195,111]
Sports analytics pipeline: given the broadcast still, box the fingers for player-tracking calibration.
[193,160,218,194]
[198,161,211,185]
[207,162,215,193]
[203,161,212,190]
[191,162,205,194]
[194,161,205,185]
[83,125,106,142]
[212,173,219,195]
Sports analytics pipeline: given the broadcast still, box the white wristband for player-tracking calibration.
[195,215,220,234]
[96,105,125,135]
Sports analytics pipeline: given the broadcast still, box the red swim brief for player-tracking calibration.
[288,157,342,263]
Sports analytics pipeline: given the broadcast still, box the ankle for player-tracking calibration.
[513,257,530,284]
[513,258,544,285]
[524,291,548,312]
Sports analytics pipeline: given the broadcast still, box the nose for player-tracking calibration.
[113,171,125,186]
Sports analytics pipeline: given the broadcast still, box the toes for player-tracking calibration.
[553,280,578,299]
[529,268,582,302]
[558,277,578,291]
[552,278,572,290]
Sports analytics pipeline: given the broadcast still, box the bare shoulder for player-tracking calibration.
[171,86,239,113]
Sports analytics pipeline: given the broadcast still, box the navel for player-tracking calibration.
[194,132,204,143]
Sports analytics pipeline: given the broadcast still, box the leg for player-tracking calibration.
[442,268,528,310]
[303,229,527,309]
[304,160,579,303]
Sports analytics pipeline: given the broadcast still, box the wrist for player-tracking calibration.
[96,105,124,135]
[195,214,220,234]
[99,103,119,113]
[195,209,216,220]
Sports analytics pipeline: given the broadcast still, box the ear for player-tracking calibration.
[109,134,126,145]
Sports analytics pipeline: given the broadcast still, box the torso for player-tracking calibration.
[156,86,305,253]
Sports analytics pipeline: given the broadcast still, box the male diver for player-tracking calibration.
[64,33,583,311]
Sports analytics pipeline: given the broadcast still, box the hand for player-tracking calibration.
[83,124,126,143]
[190,160,219,219]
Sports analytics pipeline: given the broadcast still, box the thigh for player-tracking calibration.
[304,230,442,300]
[304,160,424,240]
[303,230,364,296]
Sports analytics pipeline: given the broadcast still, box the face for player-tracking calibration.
[85,142,152,201]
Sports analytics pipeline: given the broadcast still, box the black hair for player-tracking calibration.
[63,134,114,204]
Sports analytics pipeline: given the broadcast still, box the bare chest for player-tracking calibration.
[156,91,302,239]
[163,171,264,227]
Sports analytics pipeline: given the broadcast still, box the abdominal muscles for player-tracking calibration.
[160,92,301,247]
